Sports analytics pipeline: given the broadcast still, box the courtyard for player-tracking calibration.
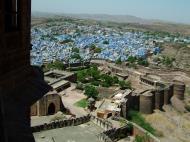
[33,122,103,142]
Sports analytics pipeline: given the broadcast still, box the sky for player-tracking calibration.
[32,0,190,24]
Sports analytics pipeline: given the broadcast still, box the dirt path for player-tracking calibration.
[61,84,88,117]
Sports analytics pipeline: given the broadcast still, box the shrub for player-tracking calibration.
[84,85,98,99]
[101,74,114,87]
[185,105,190,112]
[119,81,131,90]
[91,81,100,86]
[115,57,122,65]
[74,99,88,108]
[113,76,119,84]
[72,47,80,53]
[128,110,156,136]
[77,71,86,83]
[46,60,65,70]
[127,56,137,63]
[138,59,149,67]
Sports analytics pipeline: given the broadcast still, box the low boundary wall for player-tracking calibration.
[98,125,132,142]
[132,122,160,142]
[31,114,91,133]
[91,115,113,131]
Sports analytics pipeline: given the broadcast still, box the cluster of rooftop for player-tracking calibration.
[31,19,163,66]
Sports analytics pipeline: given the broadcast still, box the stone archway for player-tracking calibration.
[48,103,56,115]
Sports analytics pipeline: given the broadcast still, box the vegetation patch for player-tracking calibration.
[84,85,99,99]
[74,98,88,108]
[126,56,149,67]
[161,55,175,67]
[128,110,156,136]
[119,118,128,127]
[45,60,66,71]
[185,104,190,112]
[77,65,131,89]
[185,87,190,96]
[134,134,150,142]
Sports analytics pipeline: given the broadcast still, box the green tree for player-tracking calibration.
[119,80,131,90]
[113,76,119,84]
[90,44,97,51]
[89,66,101,80]
[77,70,86,83]
[101,74,114,87]
[84,85,98,99]
[116,57,122,65]
[46,61,65,70]
[72,47,80,53]
[71,53,81,60]
[127,56,137,63]
[94,47,102,53]
[138,59,149,67]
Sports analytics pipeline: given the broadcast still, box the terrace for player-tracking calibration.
[34,122,103,142]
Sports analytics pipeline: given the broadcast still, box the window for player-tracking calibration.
[5,0,20,32]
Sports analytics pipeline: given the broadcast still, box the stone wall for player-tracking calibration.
[138,76,186,113]
[132,122,160,142]
[91,115,113,131]
[31,115,91,133]
[64,62,90,68]
[97,87,118,99]
[98,125,132,142]
[97,119,160,142]
[64,73,77,83]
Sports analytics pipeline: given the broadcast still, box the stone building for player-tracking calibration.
[31,91,64,116]
[45,70,77,83]
[0,0,51,142]
[30,70,76,116]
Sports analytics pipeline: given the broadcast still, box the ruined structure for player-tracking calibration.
[30,70,76,116]
[45,70,77,83]
[31,91,64,116]
[0,0,51,141]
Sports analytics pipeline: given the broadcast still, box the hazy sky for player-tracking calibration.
[32,0,190,24]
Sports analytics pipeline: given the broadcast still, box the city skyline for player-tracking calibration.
[32,0,190,24]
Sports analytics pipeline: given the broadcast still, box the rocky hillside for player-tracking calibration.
[161,44,190,71]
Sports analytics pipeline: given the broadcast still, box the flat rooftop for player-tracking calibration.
[98,99,120,112]
[44,70,74,86]
[52,80,70,89]
[33,122,103,142]
[45,70,74,77]
[45,77,58,84]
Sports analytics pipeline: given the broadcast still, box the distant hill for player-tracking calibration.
[32,12,154,25]
[62,13,154,25]
[32,12,190,36]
